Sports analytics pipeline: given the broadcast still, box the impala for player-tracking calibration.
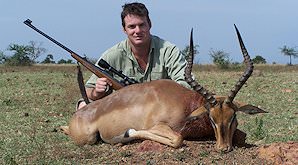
[61,25,266,152]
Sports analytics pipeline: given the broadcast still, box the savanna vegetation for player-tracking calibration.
[1,41,298,67]
[0,64,297,164]
[0,39,297,164]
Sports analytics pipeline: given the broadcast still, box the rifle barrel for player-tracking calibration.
[24,19,74,54]
[24,19,124,90]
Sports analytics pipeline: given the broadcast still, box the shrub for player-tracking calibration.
[209,49,231,69]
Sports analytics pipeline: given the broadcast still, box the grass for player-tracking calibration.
[248,117,266,141]
[0,64,297,164]
[193,65,298,144]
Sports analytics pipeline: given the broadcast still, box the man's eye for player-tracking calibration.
[128,25,135,29]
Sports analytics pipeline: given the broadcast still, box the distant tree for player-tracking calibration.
[66,59,73,64]
[181,44,199,62]
[279,45,298,65]
[41,54,55,64]
[252,55,266,64]
[209,48,231,69]
[57,59,66,64]
[27,41,46,62]
[0,51,6,64]
[5,44,33,66]
[4,41,46,66]
[57,59,73,64]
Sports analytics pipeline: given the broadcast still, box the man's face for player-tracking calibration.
[123,14,151,47]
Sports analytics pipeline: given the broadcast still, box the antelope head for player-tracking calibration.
[185,25,267,152]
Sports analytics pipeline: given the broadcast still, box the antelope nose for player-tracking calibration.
[217,145,232,152]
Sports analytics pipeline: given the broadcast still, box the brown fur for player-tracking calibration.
[61,79,266,151]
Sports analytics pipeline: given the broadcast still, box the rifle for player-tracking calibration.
[24,19,138,90]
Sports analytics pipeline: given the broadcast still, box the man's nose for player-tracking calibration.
[135,26,141,33]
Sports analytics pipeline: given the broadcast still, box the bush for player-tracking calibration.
[4,42,46,66]
[5,52,33,66]
[41,54,55,64]
[57,59,73,64]
[209,49,231,69]
[0,51,6,64]
[252,55,266,64]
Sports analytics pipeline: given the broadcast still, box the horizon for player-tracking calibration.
[1,0,297,64]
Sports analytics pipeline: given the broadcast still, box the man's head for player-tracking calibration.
[121,2,151,47]
[121,2,151,28]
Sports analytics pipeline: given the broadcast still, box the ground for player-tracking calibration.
[1,65,297,164]
[60,137,297,164]
[258,141,298,165]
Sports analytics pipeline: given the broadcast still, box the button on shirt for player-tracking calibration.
[85,35,190,89]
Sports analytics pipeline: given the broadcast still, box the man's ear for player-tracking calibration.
[237,104,268,115]
[123,27,127,34]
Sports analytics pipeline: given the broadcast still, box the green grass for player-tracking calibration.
[0,64,297,164]
[193,66,298,144]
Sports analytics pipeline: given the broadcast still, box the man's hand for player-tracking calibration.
[94,77,112,94]
[86,77,113,101]
[78,78,113,110]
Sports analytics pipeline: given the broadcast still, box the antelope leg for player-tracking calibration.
[127,123,183,148]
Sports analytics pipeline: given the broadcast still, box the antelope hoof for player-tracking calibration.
[216,145,232,153]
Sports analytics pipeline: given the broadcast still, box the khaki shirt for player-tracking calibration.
[86,35,190,89]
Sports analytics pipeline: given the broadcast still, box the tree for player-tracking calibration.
[5,44,33,66]
[209,48,230,69]
[27,41,46,62]
[4,41,46,66]
[41,54,55,64]
[252,55,266,64]
[57,59,73,64]
[279,45,298,65]
[57,59,67,64]
[0,51,6,64]
[66,59,73,64]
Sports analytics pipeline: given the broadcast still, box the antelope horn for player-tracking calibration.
[225,25,254,104]
[185,29,217,106]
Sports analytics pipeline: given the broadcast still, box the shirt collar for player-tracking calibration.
[125,35,155,60]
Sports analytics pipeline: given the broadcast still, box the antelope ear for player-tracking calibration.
[186,106,208,121]
[237,104,268,114]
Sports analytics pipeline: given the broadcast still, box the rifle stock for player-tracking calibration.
[24,19,124,90]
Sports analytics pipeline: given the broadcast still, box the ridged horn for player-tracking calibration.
[225,25,254,104]
[185,29,217,106]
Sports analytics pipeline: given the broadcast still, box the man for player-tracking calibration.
[78,2,190,109]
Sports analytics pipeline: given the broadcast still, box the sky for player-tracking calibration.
[1,0,298,64]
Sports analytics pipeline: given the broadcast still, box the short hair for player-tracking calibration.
[121,2,151,28]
